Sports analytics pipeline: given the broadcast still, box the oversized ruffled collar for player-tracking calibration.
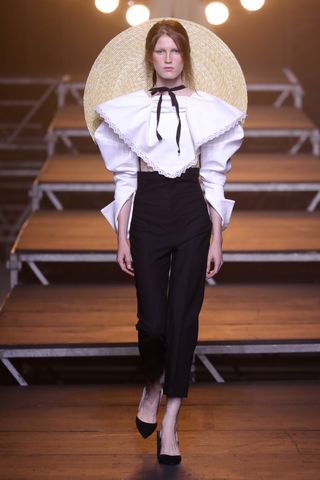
[95,89,246,178]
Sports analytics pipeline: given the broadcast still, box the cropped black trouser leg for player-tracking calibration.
[129,167,212,398]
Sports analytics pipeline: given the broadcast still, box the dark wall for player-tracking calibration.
[1,0,320,123]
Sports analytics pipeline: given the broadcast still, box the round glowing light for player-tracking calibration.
[126,4,150,26]
[95,0,119,14]
[205,2,229,25]
[240,0,265,12]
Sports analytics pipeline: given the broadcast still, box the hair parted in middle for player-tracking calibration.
[144,19,195,89]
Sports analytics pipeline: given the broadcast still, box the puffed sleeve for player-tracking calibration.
[199,123,244,230]
[94,120,139,239]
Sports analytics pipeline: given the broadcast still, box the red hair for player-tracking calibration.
[145,19,195,88]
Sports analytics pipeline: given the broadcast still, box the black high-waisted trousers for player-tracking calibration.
[129,167,212,398]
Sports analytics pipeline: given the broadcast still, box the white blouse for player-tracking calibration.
[94,89,246,238]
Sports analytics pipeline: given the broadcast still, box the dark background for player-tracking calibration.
[1,0,320,124]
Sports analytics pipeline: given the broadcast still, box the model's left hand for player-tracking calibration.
[206,240,223,278]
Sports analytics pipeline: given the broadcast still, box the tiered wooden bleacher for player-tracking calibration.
[1,284,319,385]
[47,67,319,156]
[245,66,304,107]
[46,101,320,156]
[2,67,320,387]
[56,67,305,108]
[30,152,320,211]
[7,209,320,287]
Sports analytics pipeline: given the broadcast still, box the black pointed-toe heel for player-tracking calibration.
[157,430,182,465]
[136,386,163,438]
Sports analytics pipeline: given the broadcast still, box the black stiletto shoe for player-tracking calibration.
[157,430,181,465]
[136,386,163,438]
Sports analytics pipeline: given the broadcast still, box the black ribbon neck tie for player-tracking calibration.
[149,84,186,154]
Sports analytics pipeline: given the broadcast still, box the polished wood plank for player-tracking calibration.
[48,105,86,130]
[230,153,320,183]
[223,211,320,251]
[1,401,319,431]
[2,382,319,407]
[13,210,320,253]
[0,382,319,479]
[38,154,113,183]
[0,284,319,345]
[0,431,304,455]
[1,453,319,480]
[245,106,316,130]
[13,210,117,252]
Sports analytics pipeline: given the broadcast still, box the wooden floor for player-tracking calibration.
[12,210,320,253]
[0,382,319,479]
[36,153,320,185]
[0,284,319,346]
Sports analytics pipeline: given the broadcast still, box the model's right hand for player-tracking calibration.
[117,238,135,276]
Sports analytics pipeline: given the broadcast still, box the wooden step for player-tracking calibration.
[245,105,316,130]
[230,153,320,183]
[0,284,319,346]
[37,153,112,183]
[12,210,320,253]
[35,153,320,185]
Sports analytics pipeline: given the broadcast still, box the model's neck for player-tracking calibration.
[154,78,184,89]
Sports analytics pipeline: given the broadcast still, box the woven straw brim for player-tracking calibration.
[83,17,248,141]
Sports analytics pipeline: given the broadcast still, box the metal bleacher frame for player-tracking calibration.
[29,156,320,214]
[1,283,319,386]
[3,68,320,386]
[47,67,320,158]
[0,76,65,151]
[0,76,66,250]
[56,67,305,109]
[7,209,320,289]
[29,66,320,217]
[247,67,304,109]
[9,245,320,291]
[7,67,320,288]
[3,341,320,387]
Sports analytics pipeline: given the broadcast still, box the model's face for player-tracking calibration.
[152,34,184,85]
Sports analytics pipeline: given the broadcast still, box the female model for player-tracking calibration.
[88,18,246,466]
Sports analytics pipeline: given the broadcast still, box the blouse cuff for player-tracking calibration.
[202,183,235,230]
[100,173,137,239]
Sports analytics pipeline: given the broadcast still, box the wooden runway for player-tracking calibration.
[0,382,319,479]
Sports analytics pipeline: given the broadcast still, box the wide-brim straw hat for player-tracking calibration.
[84,17,248,141]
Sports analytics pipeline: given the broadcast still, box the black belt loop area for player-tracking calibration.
[148,84,186,155]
